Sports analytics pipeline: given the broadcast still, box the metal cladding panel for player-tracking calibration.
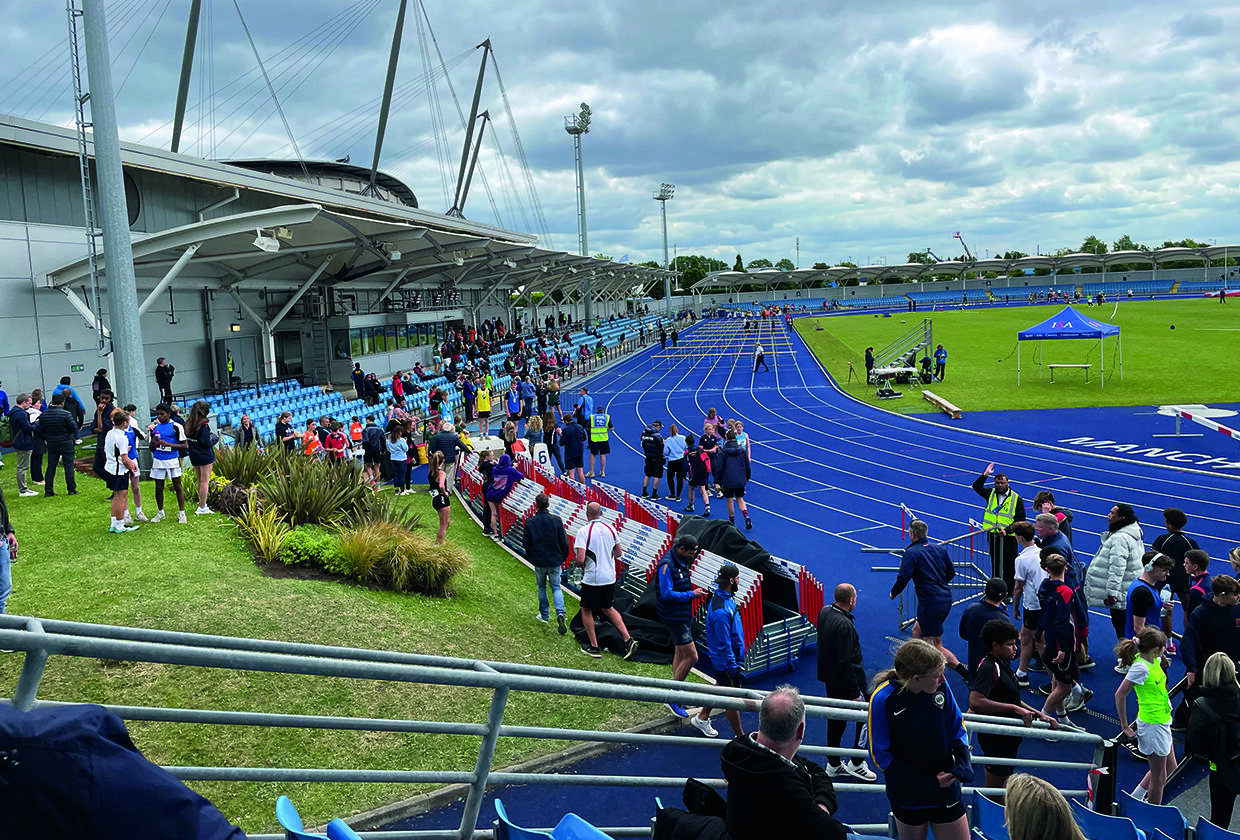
[11,148,85,228]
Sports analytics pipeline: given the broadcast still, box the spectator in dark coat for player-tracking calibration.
[36,393,78,496]
[89,390,115,481]
[720,686,847,840]
[817,583,877,781]
[892,519,966,677]
[713,431,752,530]
[523,493,571,635]
[8,395,39,496]
[427,423,471,486]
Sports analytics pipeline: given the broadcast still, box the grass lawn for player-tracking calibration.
[796,298,1240,414]
[0,466,675,833]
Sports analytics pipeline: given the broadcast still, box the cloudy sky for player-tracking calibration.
[1,0,1237,267]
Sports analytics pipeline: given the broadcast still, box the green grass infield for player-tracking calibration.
[796,298,1240,414]
[0,469,676,833]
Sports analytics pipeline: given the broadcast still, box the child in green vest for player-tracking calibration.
[1115,626,1178,804]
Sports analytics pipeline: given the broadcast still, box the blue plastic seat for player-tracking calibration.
[973,792,1009,840]
[1197,816,1240,840]
[493,798,610,840]
[1117,791,1186,840]
[275,795,327,839]
[1071,799,1145,840]
[325,818,363,840]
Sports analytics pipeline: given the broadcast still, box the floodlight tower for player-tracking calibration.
[653,183,674,315]
[564,102,592,321]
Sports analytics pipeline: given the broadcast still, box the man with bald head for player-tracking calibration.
[573,502,638,659]
[817,582,876,781]
[721,685,847,840]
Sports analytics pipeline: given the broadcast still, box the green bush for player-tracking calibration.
[236,500,291,563]
[334,522,469,596]
[281,525,343,569]
[213,445,280,488]
[258,456,370,527]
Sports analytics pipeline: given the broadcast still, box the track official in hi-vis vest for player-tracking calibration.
[972,462,1025,592]
[586,409,612,478]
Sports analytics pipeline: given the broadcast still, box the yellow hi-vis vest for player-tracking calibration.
[983,490,1018,532]
[589,413,610,443]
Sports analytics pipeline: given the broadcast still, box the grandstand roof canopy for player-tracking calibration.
[691,245,1239,292]
[44,203,670,302]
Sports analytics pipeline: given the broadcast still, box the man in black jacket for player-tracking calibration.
[154,357,175,406]
[817,583,877,781]
[522,493,571,635]
[428,423,471,486]
[1179,574,1240,730]
[639,420,665,500]
[37,394,78,496]
[8,395,38,497]
[720,686,847,840]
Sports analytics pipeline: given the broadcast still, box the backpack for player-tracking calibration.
[0,410,11,447]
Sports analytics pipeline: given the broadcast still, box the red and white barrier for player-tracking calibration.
[1179,408,1240,441]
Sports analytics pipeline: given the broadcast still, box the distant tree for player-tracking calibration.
[1161,238,1209,249]
[1080,235,1107,255]
[837,261,858,268]
[907,252,934,265]
[776,257,796,271]
[1001,250,1029,260]
[747,258,773,269]
[638,260,660,268]
[812,261,830,269]
[593,252,612,261]
[733,254,745,272]
[1112,234,1148,253]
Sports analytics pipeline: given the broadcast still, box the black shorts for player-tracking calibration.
[588,440,610,455]
[722,486,745,498]
[431,491,451,511]
[644,459,664,478]
[890,799,967,827]
[977,734,1022,778]
[715,668,742,689]
[105,471,131,492]
[508,412,521,424]
[1047,651,1080,685]
[916,599,951,637]
[478,410,491,418]
[564,451,584,469]
[363,447,382,466]
[580,582,616,611]
[1021,607,1042,631]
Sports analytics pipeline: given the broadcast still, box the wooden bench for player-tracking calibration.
[922,389,962,419]
[1048,363,1091,383]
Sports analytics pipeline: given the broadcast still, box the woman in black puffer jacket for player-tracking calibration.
[1188,652,1240,828]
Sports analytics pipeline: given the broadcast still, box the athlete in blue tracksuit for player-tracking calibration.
[891,520,965,675]
[870,640,973,838]
[692,564,747,738]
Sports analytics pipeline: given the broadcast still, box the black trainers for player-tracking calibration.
[745,517,753,530]
[1016,673,1031,690]
[1036,683,1052,696]
[640,490,649,498]
[684,503,695,513]
[557,614,567,636]
[623,637,639,660]
[1078,657,1097,671]
[703,506,710,517]
[579,643,602,658]
[1028,659,1046,672]
[650,492,660,500]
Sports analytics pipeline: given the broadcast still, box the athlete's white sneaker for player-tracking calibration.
[177,511,187,524]
[150,510,165,523]
[690,715,718,738]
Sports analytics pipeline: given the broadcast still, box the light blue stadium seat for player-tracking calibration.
[325,818,363,840]
[275,795,327,840]
[493,798,610,840]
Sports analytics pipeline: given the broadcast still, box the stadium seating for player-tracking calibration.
[1081,279,1173,295]
[989,284,1071,301]
[972,791,1008,840]
[1070,798,1146,840]
[1196,815,1240,840]
[494,798,611,840]
[906,289,989,304]
[1117,791,1186,840]
[325,818,364,840]
[1178,279,1234,292]
[276,795,327,840]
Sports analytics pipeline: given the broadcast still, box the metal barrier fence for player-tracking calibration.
[0,614,1110,840]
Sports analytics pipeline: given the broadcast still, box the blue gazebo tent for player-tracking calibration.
[1016,305,1122,388]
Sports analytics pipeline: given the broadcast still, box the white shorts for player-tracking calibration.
[150,460,183,480]
[1136,720,1173,757]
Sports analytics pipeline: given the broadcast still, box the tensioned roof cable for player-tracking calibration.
[231,0,307,175]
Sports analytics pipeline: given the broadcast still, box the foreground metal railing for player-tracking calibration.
[0,615,1108,839]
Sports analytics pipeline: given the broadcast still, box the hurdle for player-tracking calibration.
[1154,405,1240,440]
